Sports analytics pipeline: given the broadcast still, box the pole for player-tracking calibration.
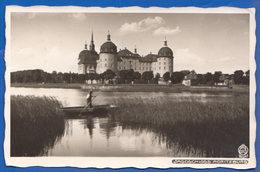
[78,84,106,116]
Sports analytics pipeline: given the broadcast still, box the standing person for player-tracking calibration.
[86,90,95,108]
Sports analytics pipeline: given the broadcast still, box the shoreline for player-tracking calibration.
[10,83,249,93]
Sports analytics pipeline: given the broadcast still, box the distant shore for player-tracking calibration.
[11,83,249,93]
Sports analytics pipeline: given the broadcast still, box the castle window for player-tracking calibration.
[164,66,166,70]
[155,67,156,70]
[135,67,136,70]
[111,49,113,52]
[159,62,161,65]
[124,67,125,69]
[111,64,113,67]
[146,67,148,70]
[105,59,107,62]
[164,62,166,65]
[164,58,166,60]
[119,66,121,69]
[89,66,92,69]
[139,67,141,70]
[159,67,161,70]
[105,63,107,67]
[143,67,144,70]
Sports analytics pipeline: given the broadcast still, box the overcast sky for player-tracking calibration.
[10,12,250,74]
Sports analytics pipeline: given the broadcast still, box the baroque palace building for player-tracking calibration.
[78,31,174,77]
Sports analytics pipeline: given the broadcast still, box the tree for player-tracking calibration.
[78,74,85,83]
[213,71,222,84]
[88,73,95,84]
[197,74,203,85]
[102,69,116,83]
[32,70,43,83]
[244,70,249,85]
[119,70,128,84]
[23,73,32,83]
[181,70,190,76]
[132,71,141,80]
[94,73,101,83]
[142,71,153,84]
[233,70,244,84]
[63,73,70,83]
[152,73,160,84]
[126,69,135,82]
[204,72,213,85]
[51,71,57,83]
[171,72,185,84]
[163,72,171,82]
[43,72,52,83]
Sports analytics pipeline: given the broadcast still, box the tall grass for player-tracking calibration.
[11,95,66,156]
[113,94,249,157]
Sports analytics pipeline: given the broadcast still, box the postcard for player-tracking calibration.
[4,6,256,169]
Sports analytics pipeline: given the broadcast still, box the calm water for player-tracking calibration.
[11,87,233,157]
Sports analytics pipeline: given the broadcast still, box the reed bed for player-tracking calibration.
[11,95,66,156]
[113,94,249,157]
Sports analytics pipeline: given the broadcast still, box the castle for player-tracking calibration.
[78,31,174,77]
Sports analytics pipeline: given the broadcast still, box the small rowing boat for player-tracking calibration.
[61,104,118,116]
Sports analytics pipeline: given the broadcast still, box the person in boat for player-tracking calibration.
[86,90,96,108]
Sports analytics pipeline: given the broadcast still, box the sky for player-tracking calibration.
[10,11,250,74]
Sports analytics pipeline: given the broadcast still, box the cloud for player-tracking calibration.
[68,13,87,21]
[153,26,181,36]
[119,16,165,35]
[219,56,235,62]
[174,48,205,71]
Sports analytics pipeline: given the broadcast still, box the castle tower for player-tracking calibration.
[78,31,98,74]
[97,32,118,74]
[153,39,174,77]
[89,30,95,51]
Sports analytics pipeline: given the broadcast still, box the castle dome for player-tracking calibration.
[158,40,173,58]
[78,49,98,64]
[100,32,117,54]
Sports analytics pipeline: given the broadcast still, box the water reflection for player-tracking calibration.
[11,87,243,157]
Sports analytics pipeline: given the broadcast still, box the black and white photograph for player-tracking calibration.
[4,6,256,169]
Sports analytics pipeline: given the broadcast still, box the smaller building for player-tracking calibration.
[182,71,197,86]
[219,74,229,85]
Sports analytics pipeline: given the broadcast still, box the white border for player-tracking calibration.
[4,6,256,169]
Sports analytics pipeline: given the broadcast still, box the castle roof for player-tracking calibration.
[78,50,98,64]
[141,54,158,62]
[158,40,173,58]
[100,32,117,54]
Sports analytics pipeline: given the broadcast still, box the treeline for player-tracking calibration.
[11,69,250,85]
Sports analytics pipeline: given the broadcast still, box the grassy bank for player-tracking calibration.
[11,82,249,93]
[11,83,82,89]
[113,94,249,157]
[11,95,66,156]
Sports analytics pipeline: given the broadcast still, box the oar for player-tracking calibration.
[78,88,103,116]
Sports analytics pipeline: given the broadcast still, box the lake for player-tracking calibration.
[11,87,235,157]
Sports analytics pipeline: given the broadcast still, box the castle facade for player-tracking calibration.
[78,32,174,77]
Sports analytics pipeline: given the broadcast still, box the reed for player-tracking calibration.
[113,94,249,157]
[11,95,66,156]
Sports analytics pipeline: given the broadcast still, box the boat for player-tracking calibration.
[61,104,118,116]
